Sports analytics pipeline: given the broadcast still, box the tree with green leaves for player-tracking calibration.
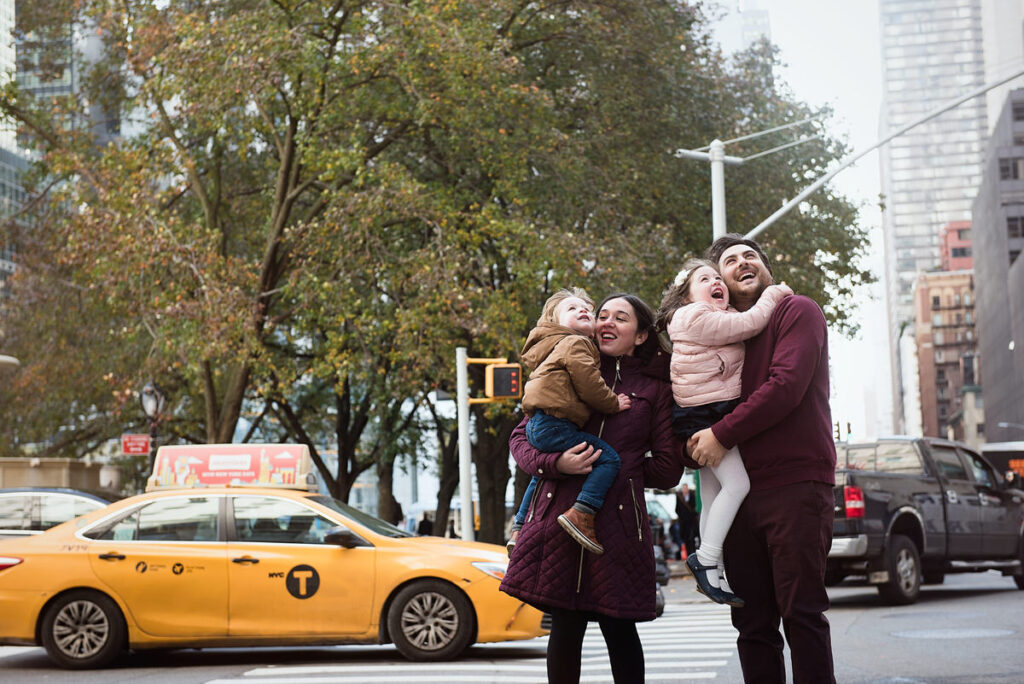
[0,1,871,543]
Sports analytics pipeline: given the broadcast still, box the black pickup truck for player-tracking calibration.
[827,436,1024,605]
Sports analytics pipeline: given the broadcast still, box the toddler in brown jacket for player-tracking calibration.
[507,288,631,557]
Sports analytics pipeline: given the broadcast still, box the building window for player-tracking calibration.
[934,331,944,345]
[1009,216,1024,239]
[933,314,942,326]
[957,229,971,240]
[1015,133,1024,147]
[964,293,971,307]
[932,295,940,309]
[965,311,972,324]
[977,423,984,436]
[1014,102,1024,121]
[955,313,962,324]
[951,247,971,258]
[1000,157,1024,180]
[953,294,960,306]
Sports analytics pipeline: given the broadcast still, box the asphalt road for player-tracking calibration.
[1,567,1021,683]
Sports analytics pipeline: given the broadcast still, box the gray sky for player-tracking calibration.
[712,1,892,438]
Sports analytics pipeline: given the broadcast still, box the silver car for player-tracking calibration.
[0,488,110,538]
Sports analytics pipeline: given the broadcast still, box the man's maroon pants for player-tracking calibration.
[722,480,836,683]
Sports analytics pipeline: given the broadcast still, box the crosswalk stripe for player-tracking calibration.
[203,602,737,684]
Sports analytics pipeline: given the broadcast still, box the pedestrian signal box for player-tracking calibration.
[485,363,522,399]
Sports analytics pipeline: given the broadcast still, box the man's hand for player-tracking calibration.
[616,393,632,412]
[688,428,727,468]
[556,441,600,475]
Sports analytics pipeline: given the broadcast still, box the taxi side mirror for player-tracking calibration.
[325,526,363,548]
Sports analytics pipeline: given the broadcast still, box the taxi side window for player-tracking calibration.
[90,497,219,542]
[233,496,334,545]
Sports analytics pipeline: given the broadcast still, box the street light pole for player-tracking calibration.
[675,117,822,239]
[746,66,1024,240]
[140,381,168,475]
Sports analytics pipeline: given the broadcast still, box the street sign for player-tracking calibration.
[121,433,151,455]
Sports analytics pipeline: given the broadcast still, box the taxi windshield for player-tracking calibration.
[311,496,413,538]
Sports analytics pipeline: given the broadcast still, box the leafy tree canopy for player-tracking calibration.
[0,2,871,526]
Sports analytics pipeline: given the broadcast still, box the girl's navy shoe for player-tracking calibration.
[685,553,745,607]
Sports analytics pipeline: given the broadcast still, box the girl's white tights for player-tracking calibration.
[695,446,750,589]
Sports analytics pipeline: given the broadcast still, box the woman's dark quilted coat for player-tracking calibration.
[500,353,689,621]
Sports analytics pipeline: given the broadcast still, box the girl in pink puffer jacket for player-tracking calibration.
[657,257,791,607]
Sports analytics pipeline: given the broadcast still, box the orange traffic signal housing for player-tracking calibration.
[485,363,522,399]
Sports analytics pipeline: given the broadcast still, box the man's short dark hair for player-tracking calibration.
[704,233,774,279]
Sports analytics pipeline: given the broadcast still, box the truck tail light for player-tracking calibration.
[0,556,23,572]
[843,486,865,518]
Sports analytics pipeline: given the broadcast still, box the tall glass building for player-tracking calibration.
[0,0,24,292]
[878,0,989,432]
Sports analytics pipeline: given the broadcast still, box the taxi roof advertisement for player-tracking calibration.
[146,443,314,491]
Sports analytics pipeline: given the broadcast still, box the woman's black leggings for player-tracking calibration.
[546,608,644,683]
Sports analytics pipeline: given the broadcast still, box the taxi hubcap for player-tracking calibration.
[400,591,459,651]
[53,600,110,658]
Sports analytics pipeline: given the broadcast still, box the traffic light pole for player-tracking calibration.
[455,348,474,541]
[455,348,517,541]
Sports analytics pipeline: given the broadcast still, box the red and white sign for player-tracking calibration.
[121,433,151,455]
[146,443,312,491]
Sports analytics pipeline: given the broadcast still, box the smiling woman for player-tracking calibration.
[501,292,694,684]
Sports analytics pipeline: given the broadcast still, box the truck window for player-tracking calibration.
[961,450,995,487]
[846,446,875,470]
[930,445,969,481]
[876,443,924,474]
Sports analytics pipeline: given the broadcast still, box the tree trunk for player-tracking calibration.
[376,457,403,526]
[472,410,520,544]
[432,421,460,540]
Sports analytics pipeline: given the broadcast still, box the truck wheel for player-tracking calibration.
[877,534,921,605]
[40,590,127,669]
[386,580,475,661]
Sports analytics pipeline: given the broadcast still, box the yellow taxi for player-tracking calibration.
[0,444,546,669]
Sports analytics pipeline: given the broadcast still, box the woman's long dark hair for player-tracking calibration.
[596,292,668,364]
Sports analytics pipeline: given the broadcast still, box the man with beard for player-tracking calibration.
[688,234,837,684]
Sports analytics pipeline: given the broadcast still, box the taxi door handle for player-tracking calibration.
[98,552,126,561]
[232,556,259,565]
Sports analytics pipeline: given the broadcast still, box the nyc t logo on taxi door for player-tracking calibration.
[286,564,320,599]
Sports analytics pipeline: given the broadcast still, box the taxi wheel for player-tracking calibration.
[387,580,475,661]
[40,590,127,669]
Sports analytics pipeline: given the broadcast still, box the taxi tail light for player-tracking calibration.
[843,485,865,519]
[0,557,23,572]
